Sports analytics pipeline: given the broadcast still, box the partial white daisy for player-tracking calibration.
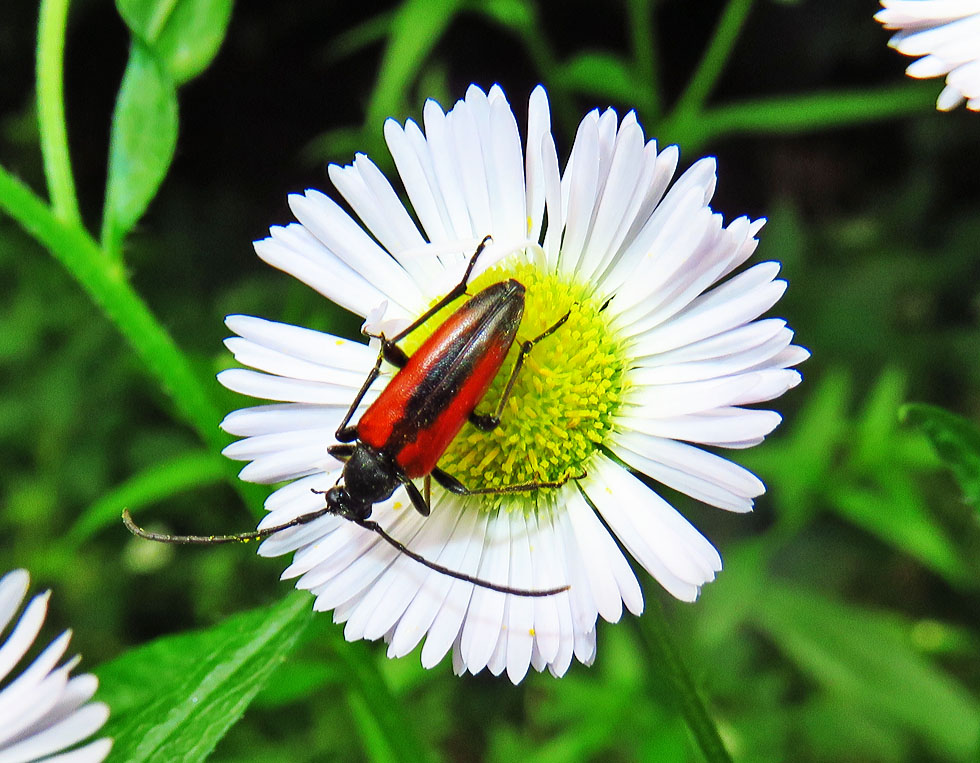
[876,0,980,110]
[0,569,112,762]
[219,84,806,683]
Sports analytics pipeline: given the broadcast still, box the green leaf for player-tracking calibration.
[96,593,312,762]
[62,451,227,550]
[901,402,980,506]
[558,51,637,105]
[101,41,178,253]
[366,0,463,128]
[150,0,233,84]
[115,0,233,83]
[473,0,535,33]
[853,367,906,471]
[829,472,970,587]
[739,369,850,530]
[750,584,980,761]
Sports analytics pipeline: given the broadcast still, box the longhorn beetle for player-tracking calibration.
[125,236,578,597]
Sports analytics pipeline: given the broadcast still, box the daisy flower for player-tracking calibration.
[218,84,806,683]
[876,0,980,110]
[0,569,111,762]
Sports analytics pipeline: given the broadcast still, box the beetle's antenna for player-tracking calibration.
[121,508,330,545]
[351,517,570,598]
[122,508,570,598]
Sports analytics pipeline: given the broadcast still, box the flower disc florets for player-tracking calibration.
[404,260,629,509]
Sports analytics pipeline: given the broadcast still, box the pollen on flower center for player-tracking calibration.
[404,261,629,510]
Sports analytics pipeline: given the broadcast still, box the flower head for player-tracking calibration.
[219,84,806,682]
[0,569,111,762]
[876,0,980,111]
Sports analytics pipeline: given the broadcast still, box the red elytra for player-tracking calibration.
[357,279,525,479]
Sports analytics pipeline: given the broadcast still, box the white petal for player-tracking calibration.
[0,593,49,685]
[353,496,463,642]
[504,511,535,684]
[524,512,562,663]
[422,99,474,240]
[254,224,393,319]
[419,511,489,669]
[0,703,109,763]
[288,190,426,311]
[585,457,722,601]
[459,511,510,674]
[620,407,782,446]
[217,368,364,406]
[220,404,345,438]
[384,119,451,244]
[224,315,377,375]
[525,85,552,242]
[558,115,600,275]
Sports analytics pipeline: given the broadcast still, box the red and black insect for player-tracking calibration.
[125,237,575,597]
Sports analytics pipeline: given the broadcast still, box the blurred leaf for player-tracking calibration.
[61,450,227,550]
[302,125,371,168]
[324,635,436,763]
[250,657,337,709]
[321,10,394,64]
[559,51,639,105]
[829,473,970,587]
[116,0,233,83]
[799,696,906,763]
[852,367,906,471]
[668,83,937,153]
[740,369,850,530]
[150,0,233,84]
[826,374,971,586]
[471,0,534,32]
[366,0,464,128]
[101,41,178,253]
[751,583,980,761]
[490,626,689,763]
[96,593,312,762]
[901,403,980,507]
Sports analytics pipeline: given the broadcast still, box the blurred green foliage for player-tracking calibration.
[2,0,980,761]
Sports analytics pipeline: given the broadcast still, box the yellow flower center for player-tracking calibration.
[403,260,629,511]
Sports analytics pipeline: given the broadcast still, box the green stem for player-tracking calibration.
[668,82,937,151]
[626,0,660,121]
[673,0,754,118]
[36,0,81,226]
[635,597,733,763]
[0,164,266,512]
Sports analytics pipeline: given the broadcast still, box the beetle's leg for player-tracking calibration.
[328,444,355,460]
[424,474,432,509]
[341,237,493,438]
[431,466,585,495]
[400,477,431,517]
[469,307,572,431]
[334,339,389,439]
[386,235,493,347]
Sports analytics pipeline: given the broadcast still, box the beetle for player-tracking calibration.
[124,237,575,597]
[325,242,572,521]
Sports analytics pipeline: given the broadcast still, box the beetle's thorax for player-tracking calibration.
[332,444,402,520]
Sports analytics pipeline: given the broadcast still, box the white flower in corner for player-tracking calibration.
[877,0,980,110]
[0,569,111,762]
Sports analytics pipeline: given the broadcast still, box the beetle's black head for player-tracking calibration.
[324,485,372,522]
